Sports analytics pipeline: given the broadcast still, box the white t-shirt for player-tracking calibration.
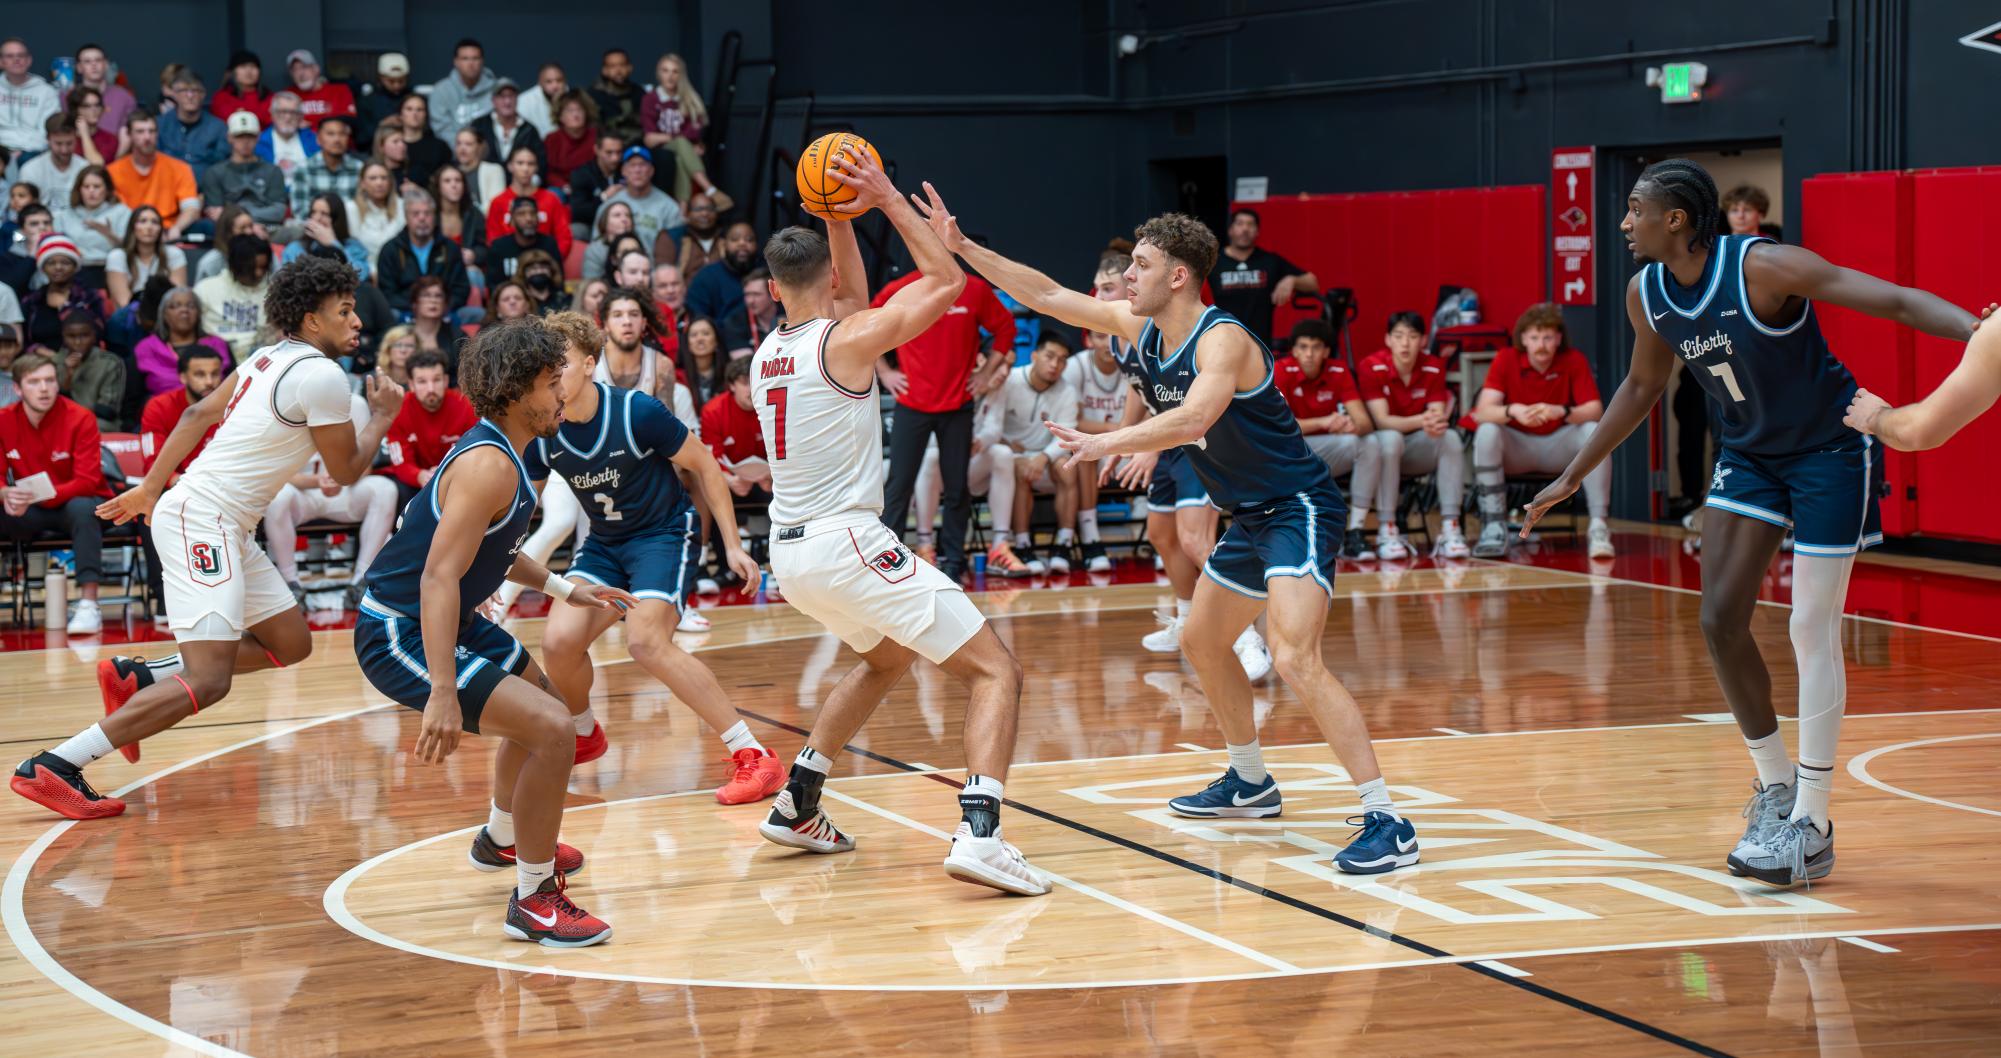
[174,339,355,528]
[20,151,84,217]
[106,245,189,287]
[268,131,310,174]
[977,364,1080,458]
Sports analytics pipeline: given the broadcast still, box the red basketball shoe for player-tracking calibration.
[574,722,608,765]
[468,827,585,876]
[503,873,611,948]
[717,747,785,804]
[11,752,126,820]
[97,657,154,763]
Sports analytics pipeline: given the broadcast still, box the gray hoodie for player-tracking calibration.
[0,73,59,153]
[428,68,497,141]
[200,158,289,225]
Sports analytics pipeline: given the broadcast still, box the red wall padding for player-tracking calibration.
[1231,186,1547,356]
[1799,171,1917,536]
[1910,166,2001,544]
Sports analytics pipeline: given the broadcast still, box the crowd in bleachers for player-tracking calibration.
[0,36,1621,636]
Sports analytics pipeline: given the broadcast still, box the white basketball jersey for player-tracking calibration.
[173,339,354,529]
[750,317,882,526]
[1067,354,1127,426]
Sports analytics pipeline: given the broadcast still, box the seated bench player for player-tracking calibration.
[1274,319,1382,559]
[1359,311,1469,559]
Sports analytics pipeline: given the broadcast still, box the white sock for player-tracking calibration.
[516,858,555,899]
[1055,527,1075,546]
[1079,510,1100,544]
[1590,516,1609,532]
[52,723,115,768]
[487,803,515,847]
[721,720,764,754]
[1013,531,1033,548]
[1347,506,1368,530]
[1744,729,1793,790]
[1792,761,1833,828]
[570,706,597,736]
[964,773,1003,801]
[1356,776,1397,818]
[1175,598,1192,621]
[1226,740,1267,784]
[793,745,833,774]
[142,654,185,678]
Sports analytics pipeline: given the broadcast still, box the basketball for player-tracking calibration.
[796,132,881,220]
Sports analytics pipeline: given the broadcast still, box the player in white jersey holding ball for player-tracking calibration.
[751,145,1050,896]
[12,256,404,819]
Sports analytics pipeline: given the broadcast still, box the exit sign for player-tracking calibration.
[1658,62,1706,104]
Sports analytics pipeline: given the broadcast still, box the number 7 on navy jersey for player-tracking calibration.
[764,386,788,460]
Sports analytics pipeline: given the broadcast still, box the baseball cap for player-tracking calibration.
[226,110,260,137]
[378,52,410,78]
[286,49,319,69]
[621,145,653,166]
[493,77,519,95]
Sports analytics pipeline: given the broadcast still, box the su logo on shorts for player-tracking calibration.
[187,537,231,586]
[870,547,911,575]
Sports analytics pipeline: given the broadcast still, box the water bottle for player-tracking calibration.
[1457,289,1481,325]
[972,552,987,575]
[44,567,67,630]
[51,57,74,90]
[759,570,774,597]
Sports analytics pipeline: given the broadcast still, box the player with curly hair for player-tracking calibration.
[355,316,636,947]
[12,255,408,821]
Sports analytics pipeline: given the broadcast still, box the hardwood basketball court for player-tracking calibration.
[5,531,2000,1056]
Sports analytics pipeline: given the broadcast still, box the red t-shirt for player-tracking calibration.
[871,273,1016,415]
[698,391,766,466]
[292,82,356,129]
[139,388,219,475]
[0,397,111,506]
[384,390,479,486]
[209,85,273,128]
[1273,356,1359,422]
[1358,349,1451,418]
[1480,346,1601,436]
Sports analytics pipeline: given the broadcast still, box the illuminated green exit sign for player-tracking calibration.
[1655,61,1707,104]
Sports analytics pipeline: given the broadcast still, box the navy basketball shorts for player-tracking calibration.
[1202,481,1347,599]
[1147,448,1213,511]
[354,595,528,733]
[1704,439,1884,556]
[564,507,701,607]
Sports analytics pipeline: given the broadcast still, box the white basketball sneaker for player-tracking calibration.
[1142,614,1184,653]
[942,823,1052,896]
[1233,626,1273,680]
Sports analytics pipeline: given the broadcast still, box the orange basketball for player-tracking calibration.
[797,132,881,220]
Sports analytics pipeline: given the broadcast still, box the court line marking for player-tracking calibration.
[819,786,1302,972]
[1476,959,1532,977]
[1175,742,1211,752]
[11,583,1996,1042]
[1471,556,2001,646]
[1435,728,1472,737]
[1839,936,1900,953]
[3,700,397,1058]
[1846,732,2001,818]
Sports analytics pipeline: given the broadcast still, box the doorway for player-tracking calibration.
[1597,143,1782,522]
[1148,155,1229,234]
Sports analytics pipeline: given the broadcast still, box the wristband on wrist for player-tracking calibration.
[543,573,574,601]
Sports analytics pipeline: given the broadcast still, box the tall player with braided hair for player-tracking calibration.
[12,256,406,820]
[1522,158,1978,886]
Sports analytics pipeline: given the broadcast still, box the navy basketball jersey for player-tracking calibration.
[1641,235,1859,454]
[527,382,692,539]
[1126,306,1334,508]
[365,420,539,623]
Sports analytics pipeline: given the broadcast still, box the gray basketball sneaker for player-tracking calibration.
[1736,816,1834,888]
[1726,780,1796,876]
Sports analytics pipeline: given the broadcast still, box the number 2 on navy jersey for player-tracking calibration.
[592,493,622,521]
[764,386,789,459]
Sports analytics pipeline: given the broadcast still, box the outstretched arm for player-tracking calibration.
[1521,275,1678,533]
[912,184,1145,344]
[820,152,965,386]
[1048,326,1258,465]
[1746,242,1976,341]
[1849,320,2001,450]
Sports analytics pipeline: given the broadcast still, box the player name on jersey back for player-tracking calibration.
[750,317,886,527]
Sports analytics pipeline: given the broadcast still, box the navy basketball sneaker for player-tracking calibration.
[1167,767,1282,819]
[1334,811,1420,874]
